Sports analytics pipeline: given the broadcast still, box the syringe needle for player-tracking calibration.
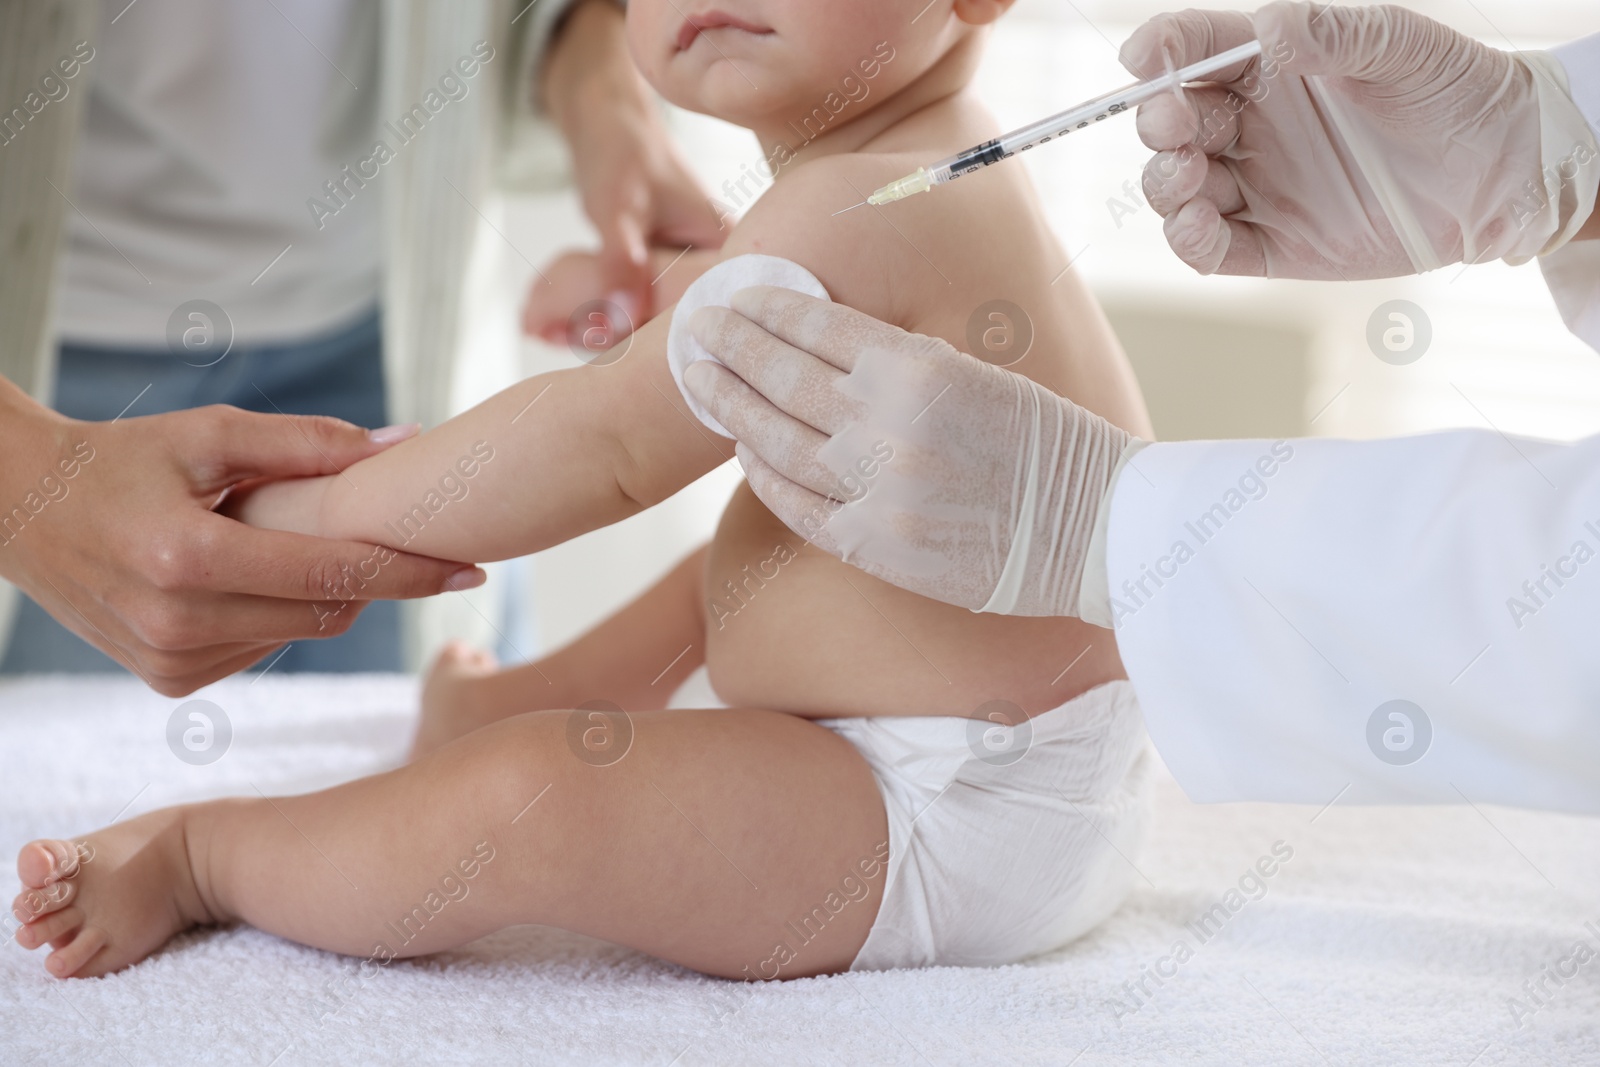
[831,201,869,216]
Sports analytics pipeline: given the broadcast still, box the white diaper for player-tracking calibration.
[665,667,1152,970]
[666,253,831,437]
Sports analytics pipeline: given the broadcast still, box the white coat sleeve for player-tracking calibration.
[1105,431,1600,813]
[1540,33,1600,350]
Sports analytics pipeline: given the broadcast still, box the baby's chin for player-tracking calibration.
[653,63,820,129]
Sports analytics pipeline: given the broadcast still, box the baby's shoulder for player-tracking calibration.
[718,153,921,314]
[720,150,1056,335]
[741,151,923,220]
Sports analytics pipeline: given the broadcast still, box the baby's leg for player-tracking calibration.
[415,547,708,757]
[14,704,887,980]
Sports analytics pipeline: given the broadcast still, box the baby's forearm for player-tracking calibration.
[319,370,640,563]
[238,320,732,564]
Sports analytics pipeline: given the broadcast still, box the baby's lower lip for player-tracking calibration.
[677,17,771,52]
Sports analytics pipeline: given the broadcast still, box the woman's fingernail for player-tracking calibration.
[443,566,487,592]
[369,423,421,446]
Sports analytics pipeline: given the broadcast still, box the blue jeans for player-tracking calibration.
[0,306,401,675]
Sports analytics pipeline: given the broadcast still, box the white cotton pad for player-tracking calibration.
[667,253,830,437]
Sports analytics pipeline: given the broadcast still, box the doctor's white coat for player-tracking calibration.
[1107,34,1600,813]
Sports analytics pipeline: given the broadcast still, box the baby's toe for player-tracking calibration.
[46,925,107,979]
[16,840,80,887]
[432,641,496,674]
[17,906,83,951]
[432,641,473,668]
[13,878,75,923]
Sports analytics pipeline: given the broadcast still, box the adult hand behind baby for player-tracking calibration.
[522,246,720,345]
[1123,2,1599,278]
[539,0,725,341]
[0,391,483,697]
[683,286,1141,622]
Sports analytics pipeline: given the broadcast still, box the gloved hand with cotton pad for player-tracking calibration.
[684,284,1145,623]
[668,254,831,438]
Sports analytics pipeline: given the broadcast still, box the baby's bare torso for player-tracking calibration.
[698,119,1153,720]
[703,486,1126,719]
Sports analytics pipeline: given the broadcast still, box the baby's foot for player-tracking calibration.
[413,640,501,760]
[11,808,217,978]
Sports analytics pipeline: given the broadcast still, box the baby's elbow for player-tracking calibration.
[609,433,671,513]
[609,426,726,514]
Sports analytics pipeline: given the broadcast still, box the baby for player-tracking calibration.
[12,0,1153,980]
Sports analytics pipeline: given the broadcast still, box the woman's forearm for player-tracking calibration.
[0,378,72,584]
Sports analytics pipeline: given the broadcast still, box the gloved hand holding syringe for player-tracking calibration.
[699,0,1600,626]
[833,40,1264,214]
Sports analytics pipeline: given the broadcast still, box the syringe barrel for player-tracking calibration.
[924,38,1262,190]
[861,40,1263,207]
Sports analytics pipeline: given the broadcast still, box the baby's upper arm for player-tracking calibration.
[597,304,738,511]
[599,156,915,507]
[709,152,1029,342]
[604,152,983,508]
[714,153,1154,440]
[712,155,925,329]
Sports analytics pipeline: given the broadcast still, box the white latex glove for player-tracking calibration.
[683,286,1143,622]
[1124,2,1599,278]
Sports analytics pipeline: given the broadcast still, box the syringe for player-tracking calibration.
[839,39,1262,212]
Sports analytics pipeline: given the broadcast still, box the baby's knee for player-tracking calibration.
[441,710,574,816]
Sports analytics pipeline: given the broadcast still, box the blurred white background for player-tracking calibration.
[445,0,1600,663]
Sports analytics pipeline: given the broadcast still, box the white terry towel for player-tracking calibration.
[1,673,1597,1066]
